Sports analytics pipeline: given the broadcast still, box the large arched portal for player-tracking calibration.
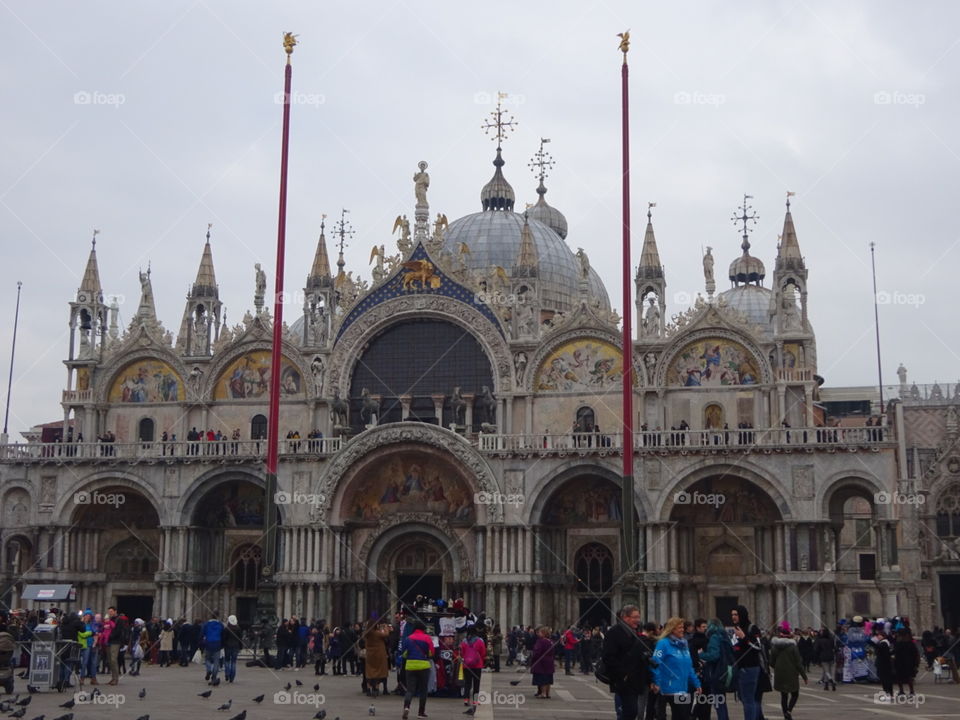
[69,485,161,618]
[669,475,783,623]
[537,473,638,627]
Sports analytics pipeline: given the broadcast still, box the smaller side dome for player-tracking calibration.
[527,180,568,239]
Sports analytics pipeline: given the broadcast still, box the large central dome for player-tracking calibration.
[441,211,610,313]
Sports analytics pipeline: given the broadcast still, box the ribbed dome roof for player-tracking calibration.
[717,284,773,333]
[480,148,515,211]
[442,211,609,313]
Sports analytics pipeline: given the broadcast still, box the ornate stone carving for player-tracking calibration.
[355,510,471,583]
[312,424,503,524]
[792,465,814,498]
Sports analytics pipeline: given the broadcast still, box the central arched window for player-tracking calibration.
[251,414,267,440]
[575,542,613,593]
[349,319,494,428]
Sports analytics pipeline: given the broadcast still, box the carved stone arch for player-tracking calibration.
[203,339,314,401]
[95,348,188,404]
[526,328,622,393]
[526,459,650,525]
[816,469,891,522]
[658,459,792,522]
[326,295,512,397]
[54,470,164,525]
[314,423,503,524]
[357,514,471,583]
[176,466,289,526]
[656,327,773,387]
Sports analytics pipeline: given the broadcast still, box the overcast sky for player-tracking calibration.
[1,1,957,436]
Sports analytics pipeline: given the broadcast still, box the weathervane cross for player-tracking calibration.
[731,194,759,248]
[481,92,518,148]
[528,138,554,183]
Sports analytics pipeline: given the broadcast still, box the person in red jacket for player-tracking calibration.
[460,625,487,714]
[562,626,579,675]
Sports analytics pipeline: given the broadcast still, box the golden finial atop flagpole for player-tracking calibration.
[617,30,630,63]
[283,31,298,64]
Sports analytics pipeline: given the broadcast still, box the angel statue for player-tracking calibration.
[432,213,449,244]
[576,248,590,279]
[369,244,387,282]
[393,214,412,255]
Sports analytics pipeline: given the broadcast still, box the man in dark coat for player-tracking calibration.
[601,605,654,720]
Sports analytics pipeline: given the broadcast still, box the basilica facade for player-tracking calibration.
[0,132,944,632]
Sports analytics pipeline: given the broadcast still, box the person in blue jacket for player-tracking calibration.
[201,611,224,685]
[651,616,701,720]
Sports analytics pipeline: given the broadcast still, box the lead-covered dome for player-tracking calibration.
[717,284,773,335]
[441,211,609,313]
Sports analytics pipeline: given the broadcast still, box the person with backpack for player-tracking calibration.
[770,622,806,720]
[731,605,765,720]
[699,619,733,720]
[401,620,434,720]
[201,611,224,685]
[460,625,487,712]
[601,605,654,720]
[651,617,701,720]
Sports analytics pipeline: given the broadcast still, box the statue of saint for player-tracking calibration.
[254,263,267,313]
[311,355,325,396]
[413,161,430,205]
[641,296,660,336]
[189,365,204,394]
[702,247,715,285]
[514,351,528,384]
[702,246,716,296]
[897,363,907,385]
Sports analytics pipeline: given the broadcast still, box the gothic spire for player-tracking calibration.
[79,230,103,295]
[514,211,539,274]
[192,224,218,295]
[309,215,332,281]
[776,192,804,269]
[638,203,663,276]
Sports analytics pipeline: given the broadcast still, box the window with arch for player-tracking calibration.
[251,414,267,440]
[936,484,960,537]
[232,544,262,591]
[574,406,596,433]
[138,417,155,442]
[574,542,613,593]
[106,537,158,577]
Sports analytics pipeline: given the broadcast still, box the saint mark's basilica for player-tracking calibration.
[1,102,959,634]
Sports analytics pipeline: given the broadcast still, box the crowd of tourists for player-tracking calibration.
[1,603,956,720]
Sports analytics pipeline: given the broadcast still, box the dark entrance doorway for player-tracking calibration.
[578,597,611,628]
[116,594,153,621]
[236,597,258,628]
[397,573,442,609]
[939,574,960,629]
[715,595,739,624]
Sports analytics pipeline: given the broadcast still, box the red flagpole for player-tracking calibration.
[619,39,637,582]
[260,33,296,627]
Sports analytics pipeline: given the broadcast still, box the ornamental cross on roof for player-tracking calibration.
[528,137,554,183]
[334,208,354,256]
[481,92,518,149]
[731,194,759,252]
